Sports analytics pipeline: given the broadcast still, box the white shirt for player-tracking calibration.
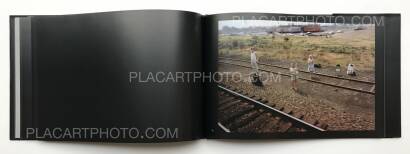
[347,65,354,73]
[251,52,257,63]
[308,58,314,65]
[290,67,298,75]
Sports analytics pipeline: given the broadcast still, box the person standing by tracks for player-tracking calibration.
[347,63,357,76]
[250,47,259,75]
[307,54,315,73]
[250,47,264,86]
[307,54,317,79]
[308,55,315,73]
[290,63,299,91]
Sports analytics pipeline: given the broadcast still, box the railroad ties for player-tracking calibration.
[218,57,375,95]
[217,84,327,133]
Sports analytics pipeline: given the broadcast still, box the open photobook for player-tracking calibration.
[10,10,401,142]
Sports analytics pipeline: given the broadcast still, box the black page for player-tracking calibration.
[203,13,400,139]
[11,10,203,142]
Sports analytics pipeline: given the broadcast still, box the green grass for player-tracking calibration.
[218,28,375,71]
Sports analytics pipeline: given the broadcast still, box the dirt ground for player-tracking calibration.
[218,63,375,131]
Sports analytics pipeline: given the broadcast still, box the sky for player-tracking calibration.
[218,20,338,30]
[218,20,364,30]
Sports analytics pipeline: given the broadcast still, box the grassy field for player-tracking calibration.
[218,27,375,71]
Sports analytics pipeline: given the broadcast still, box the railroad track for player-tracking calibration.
[218,58,375,95]
[217,84,327,133]
[219,56,375,84]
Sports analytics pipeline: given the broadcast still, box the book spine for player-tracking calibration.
[10,16,34,140]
